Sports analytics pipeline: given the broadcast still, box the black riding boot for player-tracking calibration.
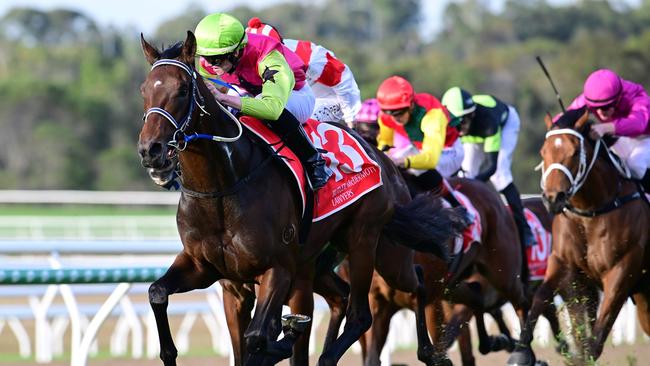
[501,183,535,249]
[268,109,333,190]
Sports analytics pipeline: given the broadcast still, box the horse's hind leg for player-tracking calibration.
[364,295,398,366]
[457,323,476,366]
[313,268,349,351]
[149,252,220,366]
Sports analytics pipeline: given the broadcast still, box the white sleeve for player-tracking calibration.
[333,66,362,124]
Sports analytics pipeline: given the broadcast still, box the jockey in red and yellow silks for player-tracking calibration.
[376,76,469,226]
[194,12,332,190]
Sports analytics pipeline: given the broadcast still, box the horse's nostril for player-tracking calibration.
[556,191,567,203]
[149,142,163,159]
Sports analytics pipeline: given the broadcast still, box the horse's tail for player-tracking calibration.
[383,193,465,263]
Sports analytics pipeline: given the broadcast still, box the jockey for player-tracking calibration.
[245,17,362,127]
[441,87,536,248]
[194,13,332,190]
[565,68,650,191]
[353,98,380,144]
[376,76,469,221]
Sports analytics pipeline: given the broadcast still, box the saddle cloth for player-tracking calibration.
[240,116,383,221]
[442,189,482,255]
[524,208,551,281]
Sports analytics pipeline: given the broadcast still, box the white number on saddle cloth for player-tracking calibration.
[524,208,552,281]
[310,122,365,182]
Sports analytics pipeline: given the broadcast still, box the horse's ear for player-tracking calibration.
[544,112,553,130]
[575,109,590,130]
[141,33,160,65]
[181,31,197,65]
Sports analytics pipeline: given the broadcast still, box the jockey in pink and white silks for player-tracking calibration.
[565,69,650,190]
[245,18,362,127]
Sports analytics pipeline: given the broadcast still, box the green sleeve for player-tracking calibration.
[240,50,295,120]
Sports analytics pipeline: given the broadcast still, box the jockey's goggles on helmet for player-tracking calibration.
[203,54,231,67]
[590,100,617,112]
[381,107,409,117]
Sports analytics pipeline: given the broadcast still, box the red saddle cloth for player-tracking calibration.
[524,208,551,281]
[240,117,383,221]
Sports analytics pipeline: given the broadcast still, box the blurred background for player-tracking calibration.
[1,1,650,365]
[1,0,649,193]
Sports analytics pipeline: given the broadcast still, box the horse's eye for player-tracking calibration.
[178,87,189,97]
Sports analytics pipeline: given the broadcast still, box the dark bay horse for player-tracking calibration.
[451,197,565,366]
[508,108,650,366]
[360,177,530,365]
[138,31,459,366]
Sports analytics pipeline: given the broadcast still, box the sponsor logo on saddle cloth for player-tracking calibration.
[239,117,383,221]
[441,189,482,255]
[524,208,551,281]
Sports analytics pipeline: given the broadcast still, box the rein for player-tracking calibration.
[143,59,243,150]
[143,58,271,198]
[540,127,637,216]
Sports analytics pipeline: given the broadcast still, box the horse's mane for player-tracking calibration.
[553,106,589,130]
[159,42,184,59]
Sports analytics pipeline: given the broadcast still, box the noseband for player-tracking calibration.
[143,59,242,151]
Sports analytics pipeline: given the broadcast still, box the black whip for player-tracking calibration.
[536,56,566,113]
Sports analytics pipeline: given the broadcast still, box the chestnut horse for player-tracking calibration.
[360,177,530,365]
[507,108,650,366]
[138,32,459,366]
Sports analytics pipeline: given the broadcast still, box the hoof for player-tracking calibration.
[281,313,312,334]
[507,346,536,366]
[479,334,511,355]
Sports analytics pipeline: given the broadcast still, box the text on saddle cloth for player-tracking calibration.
[239,117,383,221]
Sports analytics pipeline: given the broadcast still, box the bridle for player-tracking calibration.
[142,58,243,151]
[539,127,636,216]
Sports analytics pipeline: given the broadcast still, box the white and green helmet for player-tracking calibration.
[441,86,476,120]
[195,13,248,56]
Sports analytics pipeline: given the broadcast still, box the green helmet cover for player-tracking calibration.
[441,87,476,123]
[195,13,247,56]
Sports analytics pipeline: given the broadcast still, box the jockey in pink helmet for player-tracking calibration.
[246,18,362,128]
[565,69,650,189]
[352,98,380,144]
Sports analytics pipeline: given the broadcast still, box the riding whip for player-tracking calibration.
[536,56,566,113]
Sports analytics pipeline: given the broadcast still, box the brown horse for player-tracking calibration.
[451,197,566,366]
[507,108,650,366]
[360,177,530,366]
[138,32,460,366]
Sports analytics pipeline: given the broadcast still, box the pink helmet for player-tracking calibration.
[583,69,622,108]
[355,98,380,124]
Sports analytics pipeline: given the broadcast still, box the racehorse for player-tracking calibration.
[138,32,460,366]
[508,108,650,366]
[451,197,566,366]
[359,177,530,366]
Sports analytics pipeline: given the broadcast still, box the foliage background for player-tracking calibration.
[2,0,650,193]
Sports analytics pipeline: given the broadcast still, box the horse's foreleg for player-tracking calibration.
[286,268,316,366]
[589,255,642,359]
[507,254,566,366]
[457,323,476,366]
[540,299,567,355]
[149,252,220,366]
[244,266,292,366]
[221,281,255,366]
[363,297,397,366]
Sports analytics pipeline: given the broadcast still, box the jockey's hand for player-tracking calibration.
[589,122,615,140]
[205,81,225,102]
